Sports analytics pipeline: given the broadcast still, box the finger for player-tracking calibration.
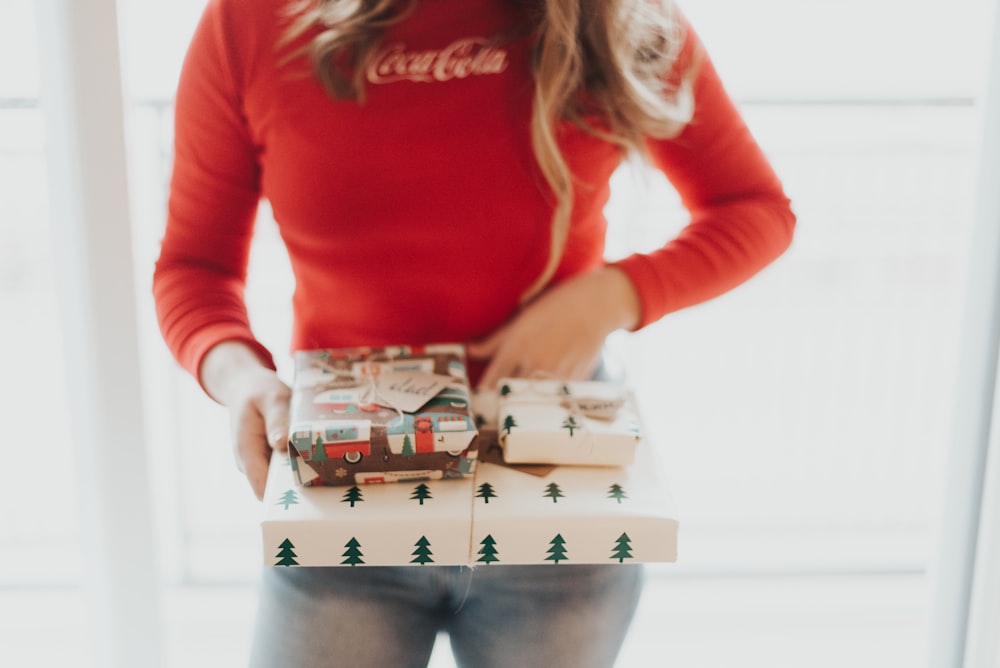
[477,360,502,391]
[554,351,596,381]
[242,443,271,502]
[566,359,596,381]
[263,390,291,452]
[231,402,275,501]
[478,351,525,390]
[466,326,505,360]
[247,384,290,498]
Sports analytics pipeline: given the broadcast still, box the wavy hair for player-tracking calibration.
[282,0,698,300]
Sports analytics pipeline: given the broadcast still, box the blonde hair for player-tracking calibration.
[282,0,697,300]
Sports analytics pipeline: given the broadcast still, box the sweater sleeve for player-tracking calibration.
[612,30,796,328]
[152,0,275,382]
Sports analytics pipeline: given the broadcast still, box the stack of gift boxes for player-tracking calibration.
[262,344,677,567]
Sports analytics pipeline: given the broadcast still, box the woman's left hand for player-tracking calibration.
[468,266,641,389]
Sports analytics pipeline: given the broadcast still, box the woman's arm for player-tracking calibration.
[472,29,794,388]
[153,0,270,381]
[613,29,796,326]
[154,1,284,498]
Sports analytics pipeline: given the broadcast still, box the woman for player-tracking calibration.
[154,0,794,665]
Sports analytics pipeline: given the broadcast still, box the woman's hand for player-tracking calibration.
[201,341,291,500]
[468,266,641,389]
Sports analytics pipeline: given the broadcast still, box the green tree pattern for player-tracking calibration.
[502,414,517,435]
[410,483,433,505]
[312,434,328,461]
[275,538,299,567]
[545,533,568,564]
[341,486,364,507]
[561,416,580,436]
[611,532,634,563]
[500,383,512,396]
[341,537,364,566]
[543,482,565,503]
[476,482,498,504]
[477,534,500,564]
[277,489,299,510]
[410,536,434,565]
[401,433,415,457]
[607,484,628,504]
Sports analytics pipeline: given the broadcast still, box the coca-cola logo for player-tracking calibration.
[366,37,509,84]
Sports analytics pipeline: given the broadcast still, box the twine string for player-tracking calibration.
[502,374,598,453]
[312,354,407,426]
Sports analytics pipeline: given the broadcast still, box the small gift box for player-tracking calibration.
[497,378,642,467]
[288,344,479,487]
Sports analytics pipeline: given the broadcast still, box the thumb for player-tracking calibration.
[262,384,292,453]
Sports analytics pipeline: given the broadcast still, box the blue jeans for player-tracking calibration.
[249,563,644,667]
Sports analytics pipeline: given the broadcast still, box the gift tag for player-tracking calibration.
[561,396,626,420]
[375,370,453,413]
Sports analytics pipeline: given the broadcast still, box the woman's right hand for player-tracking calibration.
[200,341,290,501]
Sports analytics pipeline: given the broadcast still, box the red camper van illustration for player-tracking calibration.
[289,420,372,464]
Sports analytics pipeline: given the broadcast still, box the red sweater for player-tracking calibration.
[154,0,795,382]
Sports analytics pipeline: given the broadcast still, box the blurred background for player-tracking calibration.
[1,0,998,666]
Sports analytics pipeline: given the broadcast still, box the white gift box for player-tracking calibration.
[496,378,642,467]
[260,428,677,567]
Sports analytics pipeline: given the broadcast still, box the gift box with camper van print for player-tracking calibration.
[287,344,480,487]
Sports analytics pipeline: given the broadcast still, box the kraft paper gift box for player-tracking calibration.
[261,429,678,567]
[287,344,479,487]
[496,378,642,467]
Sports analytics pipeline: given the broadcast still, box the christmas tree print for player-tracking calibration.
[607,484,628,504]
[341,485,364,507]
[500,383,512,396]
[476,482,498,504]
[610,532,634,563]
[543,482,565,503]
[277,488,299,510]
[545,534,568,564]
[561,416,580,436]
[341,537,365,566]
[401,433,415,456]
[312,434,328,461]
[274,538,299,567]
[502,414,517,435]
[410,536,434,565]
[410,483,433,505]
[477,534,500,564]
